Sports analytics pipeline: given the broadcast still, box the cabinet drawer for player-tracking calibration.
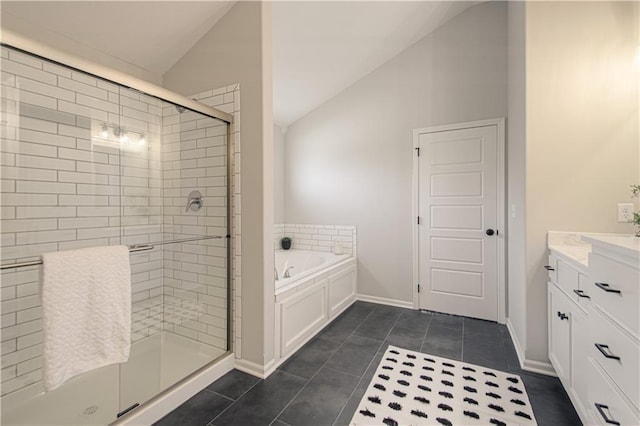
[589,253,640,338]
[587,359,640,426]
[590,309,640,410]
[546,254,558,283]
[576,272,593,309]
[557,259,580,301]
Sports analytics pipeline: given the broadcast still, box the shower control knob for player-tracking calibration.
[485,229,496,236]
[185,190,204,212]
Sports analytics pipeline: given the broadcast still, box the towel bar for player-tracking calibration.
[0,235,227,270]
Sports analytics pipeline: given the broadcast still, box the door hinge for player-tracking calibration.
[417,216,421,225]
[415,147,420,156]
[417,284,421,293]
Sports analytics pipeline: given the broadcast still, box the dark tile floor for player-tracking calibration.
[155,302,581,426]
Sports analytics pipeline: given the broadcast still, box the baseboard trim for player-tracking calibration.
[506,318,557,377]
[521,358,556,377]
[356,294,414,309]
[505,319,526,367]
[234,357,276,379]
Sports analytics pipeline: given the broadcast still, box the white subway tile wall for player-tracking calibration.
[274,224,357,257]
[160,91,229,350]
[273,223,285,250]
[0,47,238,398]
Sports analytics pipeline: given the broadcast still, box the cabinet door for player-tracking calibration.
[548,283,571,384]
[572,305,591,416]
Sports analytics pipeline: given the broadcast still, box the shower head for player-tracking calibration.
[175,105,186,114]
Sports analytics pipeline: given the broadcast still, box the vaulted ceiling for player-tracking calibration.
[1,1,476,126]
[272,1,476,126]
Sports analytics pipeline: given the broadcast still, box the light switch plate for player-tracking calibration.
[617,203,634,222]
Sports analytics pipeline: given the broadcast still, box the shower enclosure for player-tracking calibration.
[0,44,233,425]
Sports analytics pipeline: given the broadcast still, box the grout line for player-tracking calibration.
[273,303,381,425]
[270,419,293,426]
[207,376,262,425]
[207,389,235,402]
[419,312,433,353]
[461,317,465,361]
[272,305,377,415]
[274,368,309,382]
[332,306,400,425]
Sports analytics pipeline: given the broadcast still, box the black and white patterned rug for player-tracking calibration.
[351,346,537,426]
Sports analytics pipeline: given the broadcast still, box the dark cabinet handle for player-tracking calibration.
[595,343,621,361]
[573,289,590,299]
[544,265,555,271]
[486,229,496,236]
[595,282,621,294]
[556,311,568,320]
[595,403,621,425]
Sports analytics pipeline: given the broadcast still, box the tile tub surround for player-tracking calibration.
[273,223,357,256]
[156,302,581,426]
[0,46,240,399]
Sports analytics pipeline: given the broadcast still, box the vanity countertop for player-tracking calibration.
[548,232,639,270]
[582,234,640,267]
[547,232,591,269]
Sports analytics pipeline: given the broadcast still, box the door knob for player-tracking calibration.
[485,229,497,236]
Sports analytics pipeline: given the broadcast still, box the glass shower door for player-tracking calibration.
[111,85,165,415]
[0,46,125,425]
[0,45,230,425]
[115,87,230,416]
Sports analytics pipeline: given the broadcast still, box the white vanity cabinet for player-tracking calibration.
[584,236,640,425]
[548,234,640,425]
[546,247,591,418]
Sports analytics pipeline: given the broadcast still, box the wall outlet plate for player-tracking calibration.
[617,203,634,222]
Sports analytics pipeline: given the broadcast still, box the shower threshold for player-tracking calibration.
[1,332,226,426]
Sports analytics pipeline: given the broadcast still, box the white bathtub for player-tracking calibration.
[275,250,349,294]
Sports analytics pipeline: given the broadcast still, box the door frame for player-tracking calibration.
[412,118,506,324]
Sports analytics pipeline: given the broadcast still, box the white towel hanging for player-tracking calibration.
[41,245,131,391]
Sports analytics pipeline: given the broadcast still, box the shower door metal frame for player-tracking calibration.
[0,31,233,124]
[1,30,237,422]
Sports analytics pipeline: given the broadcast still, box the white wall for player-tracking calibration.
[0,12,162,85]
[273,125,285,223]
[506,1,527,358]
[163,1,275,370]
[284,2,507,303]
[522,1,639,363]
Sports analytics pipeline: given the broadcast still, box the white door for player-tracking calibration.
[417,124,500,321]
